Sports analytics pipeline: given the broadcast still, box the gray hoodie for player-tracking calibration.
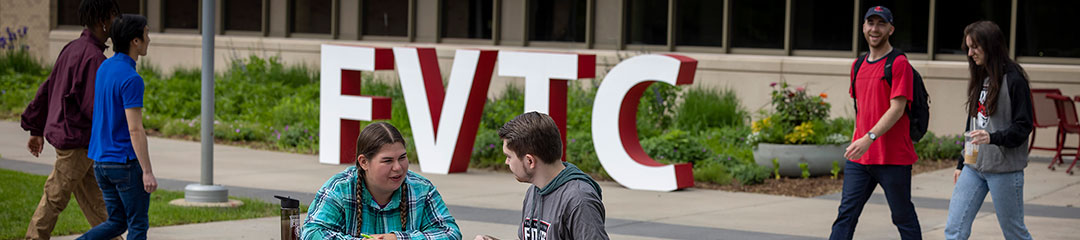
[518,162,608,240]
[958,65,1033,173]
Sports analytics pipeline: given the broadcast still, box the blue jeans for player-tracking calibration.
[78,160,150,240]
[830,160,921,240]
[944,166,1031,240]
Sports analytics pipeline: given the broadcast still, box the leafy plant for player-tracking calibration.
[641,130,712,166]
[727,161,770,185]
[693,162,732,185]
[749,81,852,146]
[769,81,829,126]
[636,83,679,139]
[772,158,781,180]
[799,163,810,179]
[675,87,747,132]
[831,161,841,179]
[915,132,964,161]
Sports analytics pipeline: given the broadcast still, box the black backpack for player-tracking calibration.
[851,49,930,142]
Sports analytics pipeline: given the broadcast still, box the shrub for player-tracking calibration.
[275,123,318,153]
[636,83,679,139]
[748,81,850,146]
[641,130,712,166]
[0,46,48,117]
[214,121,268,142]
[769,81,829,126]
[160,119,199,138]
[915,132,964,161]
[470,127,505,169]
[693,162,732,185]
[676,87,747,132]
[566,131,604,177]
[728,161,770,185]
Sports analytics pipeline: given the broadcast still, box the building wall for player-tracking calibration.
[0,0,51,63]
[46,29,1080,150]
[21,0,1080,156]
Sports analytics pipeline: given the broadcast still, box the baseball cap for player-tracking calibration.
[864,6,894,24]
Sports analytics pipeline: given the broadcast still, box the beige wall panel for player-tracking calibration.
[0,0,50,62]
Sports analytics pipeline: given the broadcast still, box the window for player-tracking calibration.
[729,0,784,49]
[793,0,852,51]
[625,0,667,45]
[1017,0,1080,58]
[292,0,332,34]
[58,0,140,27]
[442,0,493,39]
[164,0,198,29]
[118,0,141,15]
[934,0,1010,55]
[529,0,586,42]
[57,0,80,26]
[675,0,724,47]
[858,0,929,53]
[225,0,263,32]
[363,0,408,36]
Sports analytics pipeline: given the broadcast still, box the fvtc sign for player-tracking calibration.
[319,44,696,191]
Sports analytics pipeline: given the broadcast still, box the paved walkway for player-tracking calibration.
[2,121,1079,239]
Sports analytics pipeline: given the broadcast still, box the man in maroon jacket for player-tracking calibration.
[20,0,119,239]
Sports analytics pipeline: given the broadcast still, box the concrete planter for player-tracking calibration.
[753,143,848,177]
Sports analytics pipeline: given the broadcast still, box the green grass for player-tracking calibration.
[0,168,295,239]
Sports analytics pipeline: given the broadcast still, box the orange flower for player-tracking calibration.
[820,93,828,99]
[819,101,826,105]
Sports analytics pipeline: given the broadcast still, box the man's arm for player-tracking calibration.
[125,107,157,193]
[845,97,907,160]
[22,73,56,157]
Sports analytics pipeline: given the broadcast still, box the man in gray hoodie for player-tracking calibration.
[475,111,608,240]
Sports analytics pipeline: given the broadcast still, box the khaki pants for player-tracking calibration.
[25,148,109,240]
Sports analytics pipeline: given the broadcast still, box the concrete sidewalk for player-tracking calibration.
[2,121,1078,239]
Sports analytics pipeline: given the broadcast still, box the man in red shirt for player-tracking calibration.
[830,6,921,240]
[20,1,119,239]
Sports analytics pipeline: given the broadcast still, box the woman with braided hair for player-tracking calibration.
[302,122,461,240]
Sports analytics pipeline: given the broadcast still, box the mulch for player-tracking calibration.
[698,159,958,198]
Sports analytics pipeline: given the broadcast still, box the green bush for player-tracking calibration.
[915,132,964,161]
[160,118,199,137]
[641,129,712,166]
[727,161,770,185]
[470,127,505,169]
[0,49,48,117]
[566,131,604,177]
[676,87,747,132]
[214,121,268,142]
[693,162,732,185]
[636,83,679,139]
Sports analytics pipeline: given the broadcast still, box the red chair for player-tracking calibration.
[1029,89,1062,156]
[1046,93,1079,173]
[1068,95,1080,174]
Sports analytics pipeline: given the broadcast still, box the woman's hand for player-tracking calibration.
[953,169,962,184]
[968,130,990,145]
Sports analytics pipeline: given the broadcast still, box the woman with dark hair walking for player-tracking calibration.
[944,20,1034,240]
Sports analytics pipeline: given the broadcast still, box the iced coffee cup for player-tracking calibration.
[963,132,978,164]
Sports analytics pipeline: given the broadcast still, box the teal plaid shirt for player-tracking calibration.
[301,167,461,240]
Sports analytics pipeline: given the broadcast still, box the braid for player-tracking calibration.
[400,181,408,231]
[355,167,364,236]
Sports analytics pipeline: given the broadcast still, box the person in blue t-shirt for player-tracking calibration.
[82,14,155,240]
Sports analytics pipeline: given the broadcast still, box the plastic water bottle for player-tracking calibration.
[275,195,301,240]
